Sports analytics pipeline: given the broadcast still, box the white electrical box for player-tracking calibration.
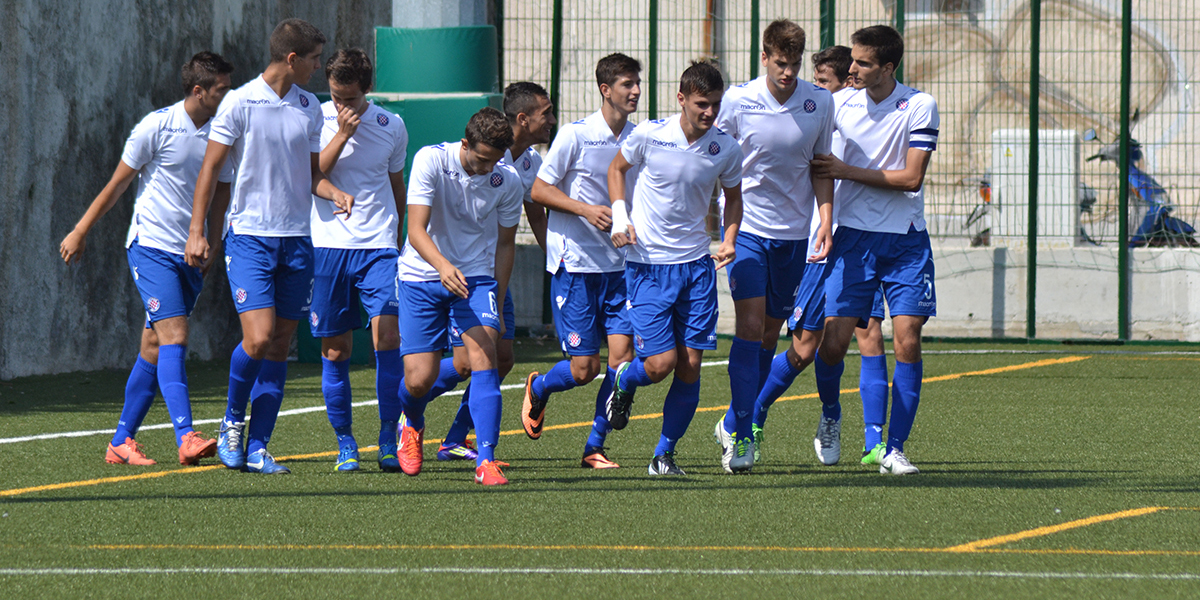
[991,129,1080,247]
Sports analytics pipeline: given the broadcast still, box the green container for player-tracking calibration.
[374,26,499,94]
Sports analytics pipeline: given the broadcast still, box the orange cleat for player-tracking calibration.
[521,371,546,440]
[105,438,156,466]
[581,447,620,469]
[178,430,218,465]
[474,460,510,485]
[398,415,424,476]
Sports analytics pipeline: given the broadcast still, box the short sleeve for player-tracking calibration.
[715,89,739,139]
[307,99,323,153]
[620,123,647,166]
[208,96,241,147]
[496,177,524,228]
[120,112,159,170]
[717,141,744,188]
[536,125,577,187]
[406,146,439,208]
[909,95,940,152]
[814,92,834,156]
[389,115,409,173]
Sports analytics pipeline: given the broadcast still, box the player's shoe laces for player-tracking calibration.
[605,361,636,430]
[398,414,424,476]
[861,442,886,466]
[105,437,156,466]
[581,447,620,469]
[436,439,478,461]
[177,430,217,465]
[217,419,246,469]
[521,371,547,440]
[813,415,842,466]
[245,449,290,474]
[335,445,360,472]
[474,460,509,485]
[648,452,685,476]
[713,419,736,473]
[729,438,755,473]
[752,424,765,463]
[377,443,401,472]
[879,448,919,475]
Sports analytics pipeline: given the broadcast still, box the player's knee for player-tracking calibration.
[375,329,400,352]
[643,354,676,383]
[322,346,351,363]
[734,314,765,341]
[570,355,601,384]
[498,352,515,378]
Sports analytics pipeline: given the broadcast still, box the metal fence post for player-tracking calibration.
[820,0,835,50]
[894,0,905,82]
[1118,0,1133,340]
[550,0,563,115]
[749,0,760,79]
[649,0,658,120]
[1027,0,1041,340]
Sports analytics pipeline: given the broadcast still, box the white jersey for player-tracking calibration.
[311,102,409,250]
[210,75,323,237]
[398,142,524,281]
[832,83,939,234]
[537,111,636,273]
[619,114,743,264]
[716,77,834,240]
[122,100,233,255]
[806,128,846,262]
[505,146,542,205]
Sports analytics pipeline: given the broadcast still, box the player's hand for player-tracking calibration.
[582,203,613,232]
[811,153,849,180]
[497,317,506,339]
[201,239,222,274]
[611,224,637,248]
[59,230,86,264]
[185,233,209,269]
[438,264,470,299]
[332,191,355,219]
[712,239,736,270]
[809,224,834,262]
[336,105,361,139]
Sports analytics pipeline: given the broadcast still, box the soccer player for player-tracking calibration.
[187,19,356,475]
[606,61,744,476]
[431,82,555,463]
[395,107,522,485]
[810,25,939,475]
[60,51,234,467]
[309,49,409,472]
[713,20,834,473]
[522,53,642,469]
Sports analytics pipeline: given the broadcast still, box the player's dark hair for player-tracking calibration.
[811,45,853,82]
[503,82,550,123]
[326,48,373,93]
[679,60,725,97]
[595,53,642,89]
[465,107,515,150]
[269,18,327,63]
[181,51,233,94]
[850,25,904,71]
[762,19,806,60]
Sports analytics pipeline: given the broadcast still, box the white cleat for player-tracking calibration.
[729,438,754,474]
[813,415,841,466]
[879,448,920,475]
[714,418,735,473]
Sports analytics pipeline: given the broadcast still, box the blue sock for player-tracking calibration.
[113,355,158,446]
[225,343,262,423]
[723,337,760,441]
[468,369,502,464]
[322,357,354,446]
[532,359,578,402]
[814,352,844,421]
[757,345,774,395]
[618,358,653,393]
[654,377,701,456]
[752,352,801,429]
[585,368,616,450]
[442,396,473,446]
[888,360,922,454]
[860,354,889,450]
[375,349,402,447]
[157,344,194,446]
[246,359,287,455]
[398,382,431,431]
[427,357,465,399]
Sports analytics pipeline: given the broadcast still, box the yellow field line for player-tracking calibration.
[945,506,1170,552]
[0,355,1090,499]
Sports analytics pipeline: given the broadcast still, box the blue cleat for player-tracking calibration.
[245,449,290,474]
[377,443,401,472]
[335,445,360,472]
[437,440,478,461]
[217,419,246,470]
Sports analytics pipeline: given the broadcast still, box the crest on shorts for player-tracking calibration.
[310,312,319,327]
[729,277,737,292]
[896,98,909,111]
[235,288,247,304]
[793,305,804,321]
[490,172,504,187]
[567,332,581,347]
[804,99,817,113]
[147,298,160,313]
[635,335,645,351]
[708,141,720,155]
[299,95,309,108]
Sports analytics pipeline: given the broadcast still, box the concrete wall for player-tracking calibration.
[0,0,391,380]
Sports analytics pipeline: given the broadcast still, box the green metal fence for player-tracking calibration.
[499,0,1200,342]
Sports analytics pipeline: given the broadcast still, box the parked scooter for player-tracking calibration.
[963,173,1099,247]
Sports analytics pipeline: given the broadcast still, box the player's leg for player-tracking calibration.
[581,271,634,468]
[358,248,403,472]
[605,262,679,431]
[450,278,509,484]
[107,323,160,466]
[436,344,477,462]
[321,331,358,471]
[721,233,769,458]
[311,247,360,471]
[395,279,455,476]
[857,290,888,464]
[649,344,704,476]
[160,254,218,465]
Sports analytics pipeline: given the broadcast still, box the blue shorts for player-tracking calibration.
[449,288,515,347]
[126,240,203,327]
[727,232,806,320]
[789,263,886,332]
[550,268,632,356]
[824,226,936,321]
[309,247,400,337]
[401,276,501,356]
[625,258,718,357]
[224,233,314,321]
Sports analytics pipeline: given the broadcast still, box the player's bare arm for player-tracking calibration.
[60,162,139,264]
[406,204,468,298]
[202,181,232,274]
[186,139,232,268]
[318,105,361,175]
[811,146,932,193]
[531,177,613,232]
[606,151,637,247]
[311,153,355,218]
[389,170,407,248]
[713,183,742,270]
[809,173,835,262]
[523,201,548,252]
[494,223,518,337]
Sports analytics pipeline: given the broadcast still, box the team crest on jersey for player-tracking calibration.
[299,95,309,108]
[567,332,582,348]
[896,98,909,111]
[522,156,531,170]
[490,172,504,187]
[708,141,721,155]
[377,113,389,126]
[147,298,160,313]
[804,99,817,113]
[310,312,319,328]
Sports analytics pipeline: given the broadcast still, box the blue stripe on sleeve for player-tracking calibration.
[911,128,939,136]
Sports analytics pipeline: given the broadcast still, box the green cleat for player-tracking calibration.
[752,424,764,463]
[861,442,886,465]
